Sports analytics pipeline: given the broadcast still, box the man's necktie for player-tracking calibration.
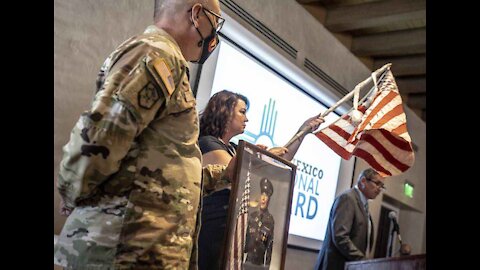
[365,203,373,255]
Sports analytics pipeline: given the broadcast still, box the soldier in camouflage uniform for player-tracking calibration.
[54,0,228,269]
[244,178,275,270]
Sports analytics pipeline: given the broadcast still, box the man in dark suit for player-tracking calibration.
[314,168,386,270]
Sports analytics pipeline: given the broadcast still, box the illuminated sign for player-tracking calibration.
[404,181,414,198]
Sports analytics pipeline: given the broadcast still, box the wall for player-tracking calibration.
[54,0,426,268]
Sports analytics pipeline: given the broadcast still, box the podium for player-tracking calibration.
[344,254,426,270]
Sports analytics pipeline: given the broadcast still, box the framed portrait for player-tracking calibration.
[221,141,297,270]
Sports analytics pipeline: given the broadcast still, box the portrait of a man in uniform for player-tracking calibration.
[224,142,296,270]
[243,177,275,270]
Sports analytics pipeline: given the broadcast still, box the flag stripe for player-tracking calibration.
[379,114,407,135]
[358,105,368,113]
[336,117,357,134]
[362,131,412,163]
[379,129,412,152]
[352,148,392,176]
[392,123,408,136]
[355,141,402,176]
[330,122,353,141]
[367,95,402,129]
[316,132,353,160]
[348,91,393,144]
[357,91,398,133]
[372,103,404,129]
[321,128,356,153]
[360,133,410,172]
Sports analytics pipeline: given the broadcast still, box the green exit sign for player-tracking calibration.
[404,181,414,198]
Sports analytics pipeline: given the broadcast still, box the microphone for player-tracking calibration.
[388,211,402,244]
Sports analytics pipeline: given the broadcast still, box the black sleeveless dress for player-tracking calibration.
[198,135,237,270]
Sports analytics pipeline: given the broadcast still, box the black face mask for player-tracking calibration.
[192,10,219,64]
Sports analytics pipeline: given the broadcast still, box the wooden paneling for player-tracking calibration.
[352,28,426,57]
[325,0,426,32]
[297,0,426,121]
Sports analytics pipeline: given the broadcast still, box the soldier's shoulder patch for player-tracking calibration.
[152,58,175,96]
[138,82,160,109]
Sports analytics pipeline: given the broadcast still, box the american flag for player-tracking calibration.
[227,159,251,269]
[315,69,414,176]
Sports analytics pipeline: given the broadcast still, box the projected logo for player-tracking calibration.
[236,98,323,226]
[241,98,279,147]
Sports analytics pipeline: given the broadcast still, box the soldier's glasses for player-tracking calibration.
[203,7,225,32]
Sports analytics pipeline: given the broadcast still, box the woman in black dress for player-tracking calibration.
[197,90,324,270]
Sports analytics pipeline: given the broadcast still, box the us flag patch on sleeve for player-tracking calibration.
[152,58,175,96]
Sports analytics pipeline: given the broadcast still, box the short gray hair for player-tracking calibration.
[154,0,208,22]
[357,168,379,184]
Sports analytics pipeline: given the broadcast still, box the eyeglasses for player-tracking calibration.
[366,177,386,191]
[203,7,225,32]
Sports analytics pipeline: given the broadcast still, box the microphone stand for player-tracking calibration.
[387,225,395,257]
[387,221,402,257]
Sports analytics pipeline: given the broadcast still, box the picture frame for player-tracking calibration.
[221,140,297,270]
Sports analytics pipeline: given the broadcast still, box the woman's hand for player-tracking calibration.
[299,116,325,133]
[268,146,289,157]
[255,144,268,150]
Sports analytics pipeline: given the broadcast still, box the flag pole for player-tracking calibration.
[283,63,392,148]
[322,68,391,129]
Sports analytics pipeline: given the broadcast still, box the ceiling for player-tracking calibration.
[297,0,426,122]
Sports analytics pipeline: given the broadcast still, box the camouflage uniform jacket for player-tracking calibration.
[54,25,226,270]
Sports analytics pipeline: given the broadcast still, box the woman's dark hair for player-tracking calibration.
[200,90,249,138]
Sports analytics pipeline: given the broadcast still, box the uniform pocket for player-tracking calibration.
[167,81,196,115]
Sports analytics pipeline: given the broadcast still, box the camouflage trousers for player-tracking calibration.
[54,189,201,269]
